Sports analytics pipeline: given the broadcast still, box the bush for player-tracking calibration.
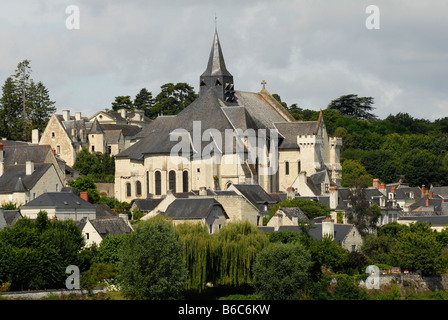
[252,242,312,300]
[117,216,187,300]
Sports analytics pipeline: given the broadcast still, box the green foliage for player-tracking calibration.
[327,94,377,121]
[0,211,85,291]
[265,198,331,225]
[72,148,115,181]
[149,82,198,119]
[362,222,448,276]
[252,242,312,300]
[341,159,373,188]
[111,95,133,112]
[0,60,56,141]
[117,216,187,300]
[68,176,96,192]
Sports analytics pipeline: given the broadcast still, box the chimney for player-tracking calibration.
[322,218,334,239]
[62,110,70,121]
[429,192,433,199]
[422,185,426,195]
[329,186,338,210]
[298,171,307,191]
[373,179,380,189]
[119,108,126,119]
[199,187,207,196]
[426,196,430,207]
[75,112,81,120]
[80,192,89,202]
[0,143,4,176]
[286,187,295,200]
[32,129,39,144]
[26,160,34,176]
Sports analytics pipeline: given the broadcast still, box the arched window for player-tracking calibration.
[155,171,161,195]
[136,181,142,196]
[126,183,131,197]
[182,171,189,193]
[169,170,176,192]
[298,161,301,173]
[285,161,290,175]
[146,171,149,195]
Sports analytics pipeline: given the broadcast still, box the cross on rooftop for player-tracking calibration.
[261,80,267,90]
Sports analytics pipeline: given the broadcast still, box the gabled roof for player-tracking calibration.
[88,217,132,238]
[3,144,53,166]
[21,192,95,209]
[164,198,228,220]
[132,198,163,212]
[0,163,54,194]
[278,207,310,224]
[90,118,103,134]
[229,184,277,212]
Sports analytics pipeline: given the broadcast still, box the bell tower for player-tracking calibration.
[199,28,236,103]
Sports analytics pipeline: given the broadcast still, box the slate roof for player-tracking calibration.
[0,163,53,194]
[88,217,132,238]
[21,192,96,209]
[164,198,228,220]
[398,215,448,226]
[132,198,163,212]
[230,184,277,211]
[278,207,310,224]
[115,87,293,161]
[3,144,53,166]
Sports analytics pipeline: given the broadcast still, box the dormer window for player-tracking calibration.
[200,80,206,86]
[215,79,222,86]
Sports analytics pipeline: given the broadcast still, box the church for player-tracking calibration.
[113,28,342,202]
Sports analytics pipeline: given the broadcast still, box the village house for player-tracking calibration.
[38,110,144,167]
[77,215,133,247]
[20,191,97,220]
[113,28,342,202]
[163,197,229,234]
[0,142,65,205]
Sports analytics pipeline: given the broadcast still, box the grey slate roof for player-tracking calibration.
[3,144,53,166]
[88,217,132,238]
[230,184,277,211]
[164,198,228,220]
[0,163,53,194]
[398,215,448,226]
[21,192,95,209]
[278,207,310,224]
[132,198,163,212]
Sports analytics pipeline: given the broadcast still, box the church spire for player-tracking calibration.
[199,27,235,103]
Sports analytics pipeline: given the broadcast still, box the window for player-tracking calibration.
[136,181,142,196]
[86,233,89,240]
[298,161,301,173]
[182,171,189,193]
[56,145,61,154]
[146,171,149,196]
[285,161,289,175]
[155,171,161,195]
[209,224,213,234]
[169,170,176,192]
[126,183,131,197]
[91,145,95,152]
[51,132,55,138]
[107,145,112,154]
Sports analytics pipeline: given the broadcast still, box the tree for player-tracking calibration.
[149,82,198,119]
[345,188,382,237]
[14,60,32,140]
[341,159,373,188]
[0,77,22,140]
[252,242,312,300]
[133,88,154,118]
[111,95,133,112]
[27,81,56,135]
[327,94,377,121]
[117,216,187,300]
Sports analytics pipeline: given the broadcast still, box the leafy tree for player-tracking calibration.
[341,159,373,188]
[252,242,312,300]
[0,212,84,290]
[111,95,133,112]
[148,82,198,119]
[118,216,187,300]
[345,188,382,237]
[307,237,349,274]
[327,94,377,121]
[0,77,23,140]
[265,198,331,225]
[133,88,154,118]
[95,234,126,265]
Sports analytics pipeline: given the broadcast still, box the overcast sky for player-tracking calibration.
[1,0,447,120]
